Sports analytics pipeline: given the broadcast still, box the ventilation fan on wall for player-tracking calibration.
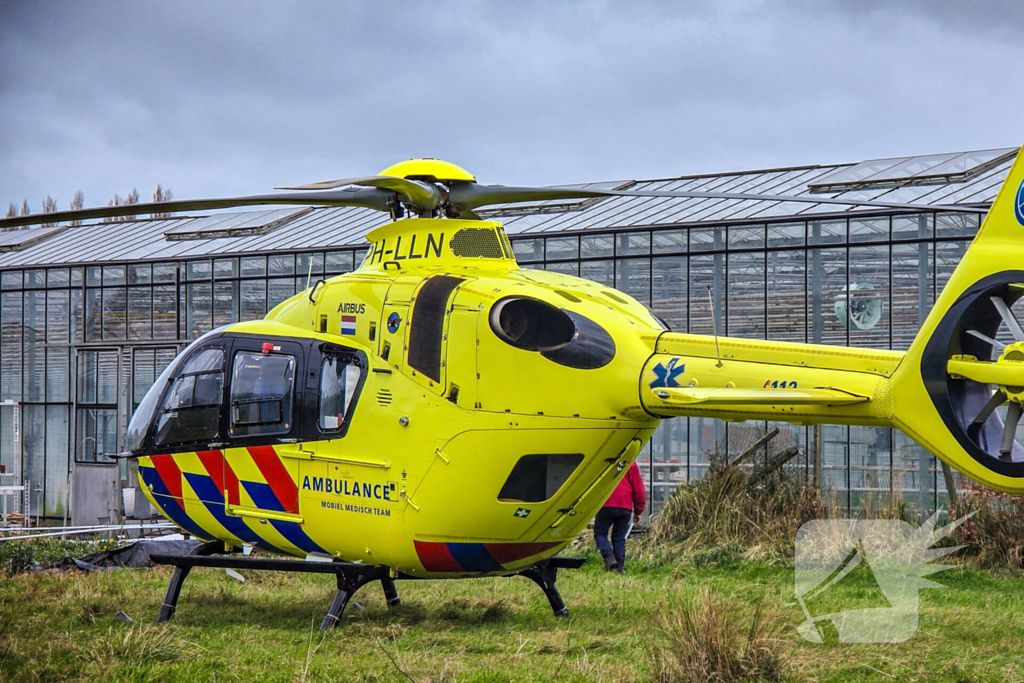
[835,283,883,330]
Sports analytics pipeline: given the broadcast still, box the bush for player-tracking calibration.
[954,483,1024,570]
[0,538,110,576]
[649,588,787,683]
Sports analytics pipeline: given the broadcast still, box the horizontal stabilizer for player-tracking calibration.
[650,387,869,406]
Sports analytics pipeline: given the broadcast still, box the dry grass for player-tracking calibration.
[648,588,788,683]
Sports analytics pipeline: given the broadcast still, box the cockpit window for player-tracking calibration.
[319,357,362,431]
[154,346,225,447]
[229,352,295,437]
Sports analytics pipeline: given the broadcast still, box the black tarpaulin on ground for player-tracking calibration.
[51,539,205,571]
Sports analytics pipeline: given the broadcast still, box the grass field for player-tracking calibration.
[2,544,1023,683]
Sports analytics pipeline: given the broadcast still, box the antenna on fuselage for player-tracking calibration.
[707,285,723,368]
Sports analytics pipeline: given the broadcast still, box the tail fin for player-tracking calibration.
[893,143,1024,493]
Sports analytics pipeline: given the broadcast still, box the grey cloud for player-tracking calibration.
[1,0,1022,214]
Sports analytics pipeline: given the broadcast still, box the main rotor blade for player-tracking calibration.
[0,187,394,230]
[990,296,1024,342]
[1001,401,1023,456]
[449,184,989,216]
[277,176,442,209]
[967,329,1007,349]
[973,390,1006,425]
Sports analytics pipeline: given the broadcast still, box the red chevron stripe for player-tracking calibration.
[482,542,561,565]
[150,455,184,509]
[414,541,462,572]
[247,445,298,512]
[196,450,240,505]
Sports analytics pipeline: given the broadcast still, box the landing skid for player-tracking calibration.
[150,543,585,629]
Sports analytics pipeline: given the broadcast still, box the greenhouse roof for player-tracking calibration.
[0,147,1014,268]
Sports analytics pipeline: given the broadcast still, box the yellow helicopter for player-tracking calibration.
[4,149,1024,627]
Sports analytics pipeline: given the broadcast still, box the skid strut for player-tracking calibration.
[151,551,585,626]
[515,557,586,618]
[151,550,395,629]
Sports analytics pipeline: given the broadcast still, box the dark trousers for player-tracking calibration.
[594,507,632,568]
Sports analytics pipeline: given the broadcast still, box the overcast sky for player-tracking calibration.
[2,0,1023,213]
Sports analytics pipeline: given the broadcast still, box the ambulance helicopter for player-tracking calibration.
[5,149,1024,627]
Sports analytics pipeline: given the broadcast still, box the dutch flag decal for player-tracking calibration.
[341,315,357,335]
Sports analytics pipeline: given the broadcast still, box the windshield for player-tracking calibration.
[124,328,228,453]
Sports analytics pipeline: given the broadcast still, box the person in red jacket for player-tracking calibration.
[594,461,646,573]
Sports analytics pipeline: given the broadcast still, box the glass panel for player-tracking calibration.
[728,224,765,250]
[153,262,177,283]
[767,222,805,248]
[893,430,935,516]
[849,216,889,243]
[581,234,614,259]
[616,232,650,256]
[23,290,45,402]
[512,238,544,263]
[652,229,687,254]
[544,261,578,276]
[579,260,614,287]
[46,290,70,402]
[892,213,933,241]
[651,418,687,516]
[850,426,891,516]
[71,289,83,344]
[268,254,295,276]
[44,405,69,517]
[821,424,850,513]
[85,289,101,341]
[936,212,980,238]
[213,258,239,279]
[891,243,934,351]
[325,251,354,274]
[296,253,324,277]
[688,254,725,335]
[187,282,212,339]
[133,348,156,407]
[689,227,726,252]
[1,291,21,400]
[652,256,687,331]
[229,352,295,437]
[689,416,724,481]
[936,241,969,297]
[240,280,267,321]
[267,278,295,310]
[70,268,83,287]
[767,249,806,343]
[847,245,890,349]
[807,218,846,245]
[46,268,70,287]
[613,258,650,305]
[241,255,268,277]
[85,267,101,287]
[214,281,239,327]
[23,269,45,289]
[75,407,117,462]
[186,260,211,281]
[102,265,125,286]
[726,251,765,339]
[128,264,152,284]
[128,287,152,340]
[153,285,177,339]
[23,405,44,516]
[545,236,578,261]
[102,287,127,339]
[319,357,362,430]
[2,271,22,289]
[808,248,847,345]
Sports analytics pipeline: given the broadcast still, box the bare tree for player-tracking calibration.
[41,195,58,227]
[20,199,30,217]
[5,203,16,219]
[152,184,173,219]
[70,191,84,226]
[103,193,122,223]
[121,187,140,222]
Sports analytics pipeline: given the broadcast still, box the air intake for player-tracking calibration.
[449,228,506,259]
[376,389,393,406]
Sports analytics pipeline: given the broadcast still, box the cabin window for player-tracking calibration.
[154,347,225,447]
[318,357,362,430]
[229,352,295,437]
[497,453,584,503]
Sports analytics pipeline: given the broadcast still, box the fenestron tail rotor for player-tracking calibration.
[0,158,990,231]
